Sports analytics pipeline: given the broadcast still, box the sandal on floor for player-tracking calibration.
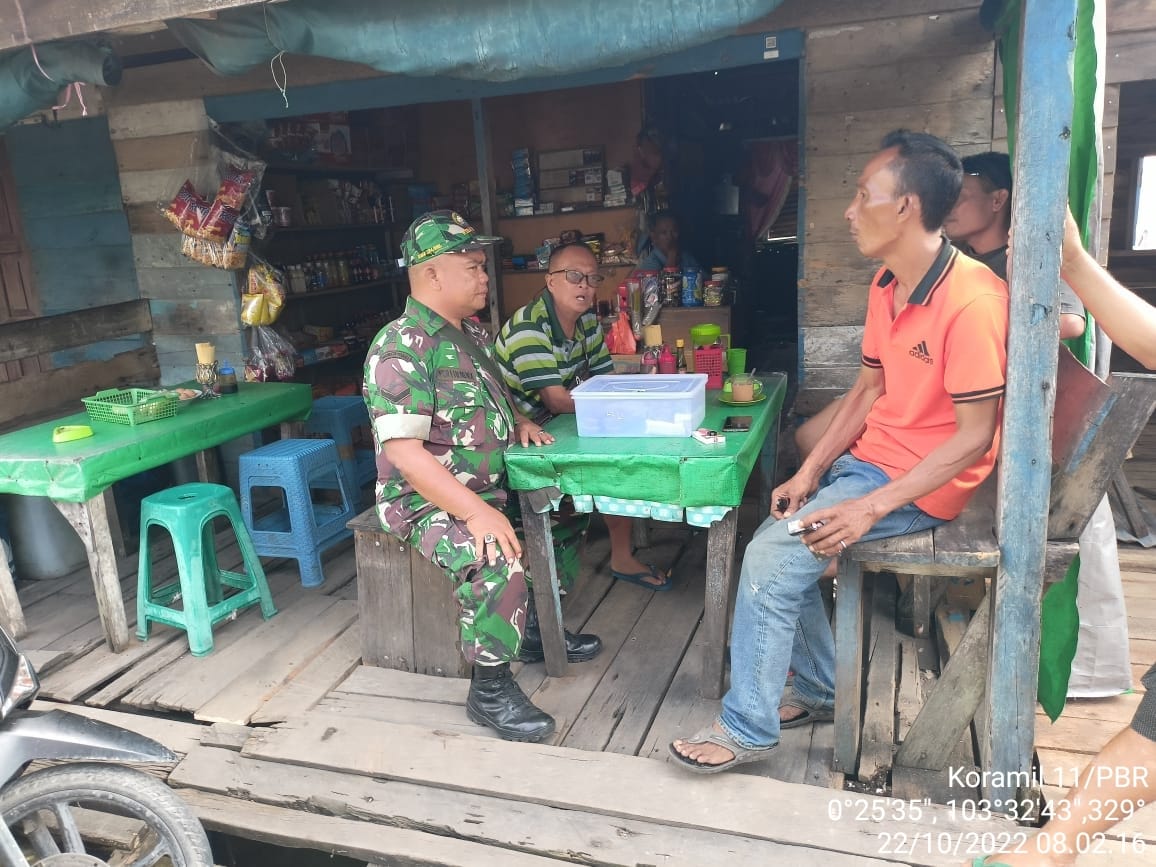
[669,720,776,775]
[971,859,1011,867]
[780,692,834,729]
[611,564,671,592]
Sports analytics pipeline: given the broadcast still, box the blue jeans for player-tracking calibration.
[719,453,944,750]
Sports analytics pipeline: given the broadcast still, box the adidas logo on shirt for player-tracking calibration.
[909,340,933,364]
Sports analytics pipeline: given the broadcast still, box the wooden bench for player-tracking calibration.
[349,508,470,679]
[834,348,1156,795]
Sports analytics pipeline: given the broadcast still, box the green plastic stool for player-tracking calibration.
[137,483,276,656]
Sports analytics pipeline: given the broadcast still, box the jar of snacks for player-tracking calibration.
[704,280,724,307]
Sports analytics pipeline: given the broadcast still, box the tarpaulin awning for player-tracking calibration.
[168,0,786,82]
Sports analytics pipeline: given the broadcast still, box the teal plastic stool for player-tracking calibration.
[137,483,277,656]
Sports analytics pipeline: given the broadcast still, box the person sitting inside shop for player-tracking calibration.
[495,241,672,591]
[363,210,602,743]
[637,210,702,274]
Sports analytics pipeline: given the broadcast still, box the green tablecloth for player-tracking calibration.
[506,373,787,509]
[0,383,313,502]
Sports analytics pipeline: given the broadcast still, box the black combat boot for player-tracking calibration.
[466,664,556,742]
[517,595,603,663]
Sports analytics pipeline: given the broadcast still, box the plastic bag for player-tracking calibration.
[244,325,297,382]
[179,220,250,270]
[606,311,636,355]
[215,164,257,210]
[163,180,207,234]
[241,259,286,326]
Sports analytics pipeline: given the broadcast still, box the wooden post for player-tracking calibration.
[472,97,503,333]
[195,447,221,484]
[986,0,1078,806]
[0,537,26,640]
[52,495,129,652]
[702,508,738,699]
[518,493,568,678]
[757,378,783,517]
[101,488,128,560]
[833,556,868,774]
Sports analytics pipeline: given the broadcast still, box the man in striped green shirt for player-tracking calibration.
[495,243,670,591]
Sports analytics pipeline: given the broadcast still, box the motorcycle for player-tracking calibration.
[0,626,214,866]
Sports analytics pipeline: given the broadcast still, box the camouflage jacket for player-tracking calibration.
[364,297,516,532]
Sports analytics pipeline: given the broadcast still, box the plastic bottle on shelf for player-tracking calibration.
[675,339,688,374]
[657,343,676,374]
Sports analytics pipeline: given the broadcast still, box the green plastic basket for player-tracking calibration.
[82,388,178,427]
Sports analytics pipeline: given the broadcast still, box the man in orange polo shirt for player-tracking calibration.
[671,130,1009,774]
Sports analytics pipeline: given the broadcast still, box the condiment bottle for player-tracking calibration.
[675,339,687,374]
[662,266,682,306]
[657,344,676,374]
[218,362,239,395]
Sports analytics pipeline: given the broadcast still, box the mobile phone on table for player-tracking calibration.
[722,415,753,432]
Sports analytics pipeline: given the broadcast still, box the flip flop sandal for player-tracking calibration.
[669,720,776,775]
[780,692,834,729]
[611,564,672,592]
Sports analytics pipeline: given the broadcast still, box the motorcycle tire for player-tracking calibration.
[0,763,214,866]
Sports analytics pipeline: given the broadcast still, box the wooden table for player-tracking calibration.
[0,383,312,650]
[506,374,787,698]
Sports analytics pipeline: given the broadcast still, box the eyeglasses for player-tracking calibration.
[548,269,606,287]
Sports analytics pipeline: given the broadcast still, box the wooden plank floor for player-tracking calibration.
[14,468,1156,864]
[24,509,843,782]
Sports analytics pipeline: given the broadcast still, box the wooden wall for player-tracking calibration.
[1105,79,1156,372]
[3,117,145,365]
[104,93,245,386]
[742,0,996,410]
[416,101,476,198]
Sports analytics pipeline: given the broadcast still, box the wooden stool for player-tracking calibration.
[349,508,469,678]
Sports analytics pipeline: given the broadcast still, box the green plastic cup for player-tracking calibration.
[727,348,747,375]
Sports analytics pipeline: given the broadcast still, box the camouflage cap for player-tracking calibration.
[401,210,502,268]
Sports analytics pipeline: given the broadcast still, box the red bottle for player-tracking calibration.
[657,343,677,374]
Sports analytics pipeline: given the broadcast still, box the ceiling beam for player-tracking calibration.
[0,0,269,51]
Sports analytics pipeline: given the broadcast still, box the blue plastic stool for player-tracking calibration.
[137,483,276,657]
[304,396,376,497]
[238,438,356,587]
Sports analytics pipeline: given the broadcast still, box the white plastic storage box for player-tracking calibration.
[571,374,707,437]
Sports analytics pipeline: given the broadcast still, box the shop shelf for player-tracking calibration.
[265,163,414,180]
[287,276,406,301]
[268,223,391,234]
[496,204,637,221]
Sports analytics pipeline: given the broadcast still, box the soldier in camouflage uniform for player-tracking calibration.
[364,210,601,743]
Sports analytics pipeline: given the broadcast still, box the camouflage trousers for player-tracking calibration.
[403,498,590,667]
